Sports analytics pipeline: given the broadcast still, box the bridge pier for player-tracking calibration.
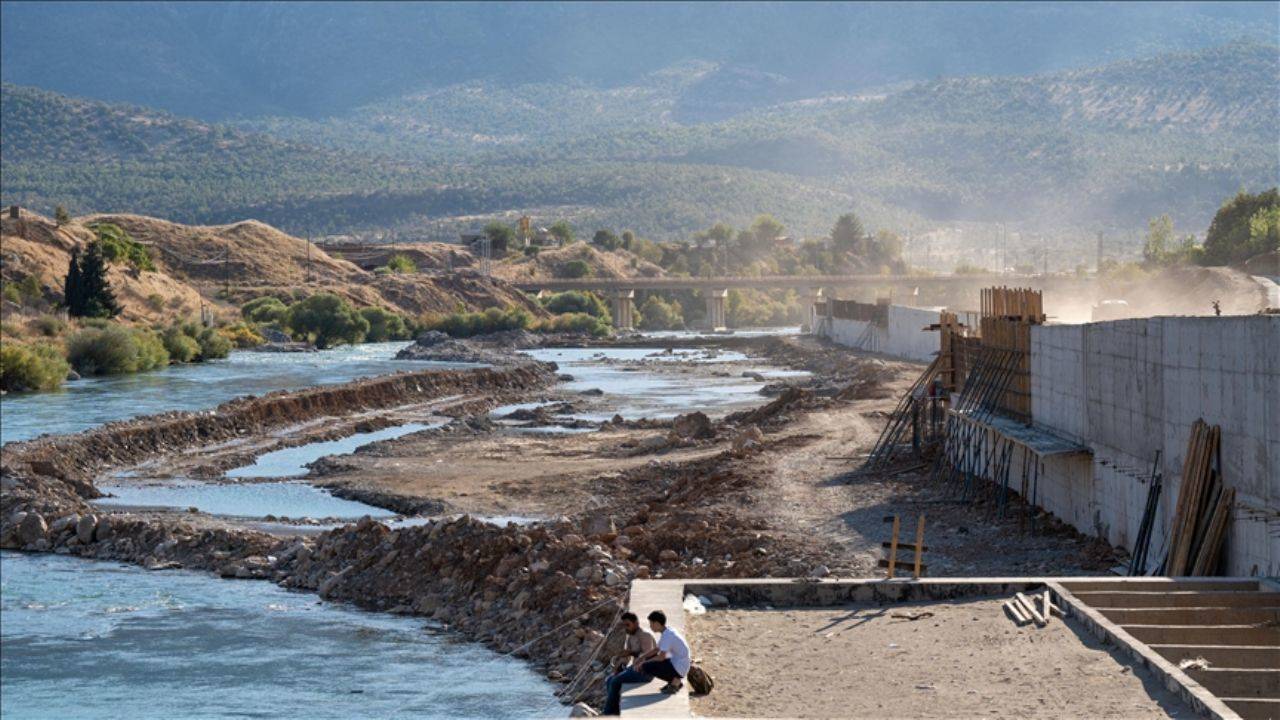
[801,287,824,331]
[609,290,635,331]
[703,288,728,331]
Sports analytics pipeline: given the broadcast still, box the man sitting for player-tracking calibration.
[602,612,657,716]
[637,610,690,695]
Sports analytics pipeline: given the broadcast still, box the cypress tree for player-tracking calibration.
[67,241,121,318]
[63,247,83,315]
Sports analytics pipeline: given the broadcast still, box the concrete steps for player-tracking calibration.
[1073,590,1280,608]
[1185,668,1280,698]
[1149,644,1280,670]
[1121,624,1280,646]
[1100,606,1280,625]
[1220,698,1280,720]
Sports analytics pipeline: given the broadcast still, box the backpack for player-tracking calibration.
[686,664,714,695]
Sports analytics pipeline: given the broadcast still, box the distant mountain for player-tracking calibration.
[2,42,1276,240]
[2,2,1273,121]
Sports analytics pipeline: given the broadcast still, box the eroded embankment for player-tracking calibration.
[1,363,556,488]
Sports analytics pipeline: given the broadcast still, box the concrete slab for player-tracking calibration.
[1221,698,1280,720]
[620,579,689,718]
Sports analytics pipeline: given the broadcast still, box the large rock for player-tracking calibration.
[76,515,97,544]
[19,512,48,546]
[672,411,714,439]
[583,515,616,538]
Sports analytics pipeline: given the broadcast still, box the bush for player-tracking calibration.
[286,293,369,349]
[241,296,290,325]
[67,324,169,376]
[220,322,265,348]
[533,312,610,337]
[162,326,201,363]
[89,222,155,271]
[195,326,232,360]
[359,306,411,342]
[639,295,684,330]
[145,293,166,312]
[541,290,610,319]
[384,254,417,274]
[32,314,67,337]
[558,259,592,278]
[420,306,532,338]
[0,342,69,392]
[523,245,541,257]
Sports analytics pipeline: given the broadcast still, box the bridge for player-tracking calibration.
[513,274,1081,331]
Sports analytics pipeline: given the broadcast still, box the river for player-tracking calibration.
[1,333,802,717]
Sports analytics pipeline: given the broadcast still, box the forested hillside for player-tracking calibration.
[2,41,1276,240]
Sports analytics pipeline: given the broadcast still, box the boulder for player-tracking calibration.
[658,549,679,562]
[732,425,765,452]
[76,515,97,544]
[583,515,616,538]
[19,511,47,546]
[672,411,714,440]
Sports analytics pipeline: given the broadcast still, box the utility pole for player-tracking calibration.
[306,231,313,285]
[223,239,231,297]
[1095,230,1104,273]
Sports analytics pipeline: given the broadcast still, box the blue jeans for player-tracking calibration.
[603,666,651,715]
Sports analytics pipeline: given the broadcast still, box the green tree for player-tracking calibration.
[559,259,592,278]
[286,293,369,349]
[638,295,684,330]
[592,229,621,251]
[621,230,636,250]
[65,241,121,318]
[1203,188,1280,265]
[831,212,866,254]
[54,205,70,226]
[241,296,290,325]
[483,222,515,256]
[1142,215,1175,266]
[541,290,610,319]
[548,220,575,246]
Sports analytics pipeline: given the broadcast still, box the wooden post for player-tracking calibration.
[913,515,926,578]
[886,516,901,579]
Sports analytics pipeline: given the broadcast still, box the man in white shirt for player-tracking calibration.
[635,610,690,695]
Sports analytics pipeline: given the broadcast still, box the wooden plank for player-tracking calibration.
[913,515,926,579]
[1192,486,1234,576]
[1015,592,1047,626]
[881,541,929,552]
[1042,590,1053,625]
[1004,600,1030,625]
[886,515,900,579]
[878,558,927,573]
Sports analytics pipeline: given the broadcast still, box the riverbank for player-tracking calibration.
[1,333,1120,713]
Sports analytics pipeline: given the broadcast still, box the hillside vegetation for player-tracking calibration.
[2,42,1276,241]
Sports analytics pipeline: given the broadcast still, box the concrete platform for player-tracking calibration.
[622,576,1280,719]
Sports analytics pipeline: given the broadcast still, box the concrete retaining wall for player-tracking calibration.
[819,304,943,362]
[1026,315,1280,577]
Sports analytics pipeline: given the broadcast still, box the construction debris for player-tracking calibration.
[1003,588,1062,628]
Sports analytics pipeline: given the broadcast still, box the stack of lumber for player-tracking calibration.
[1163,420,1235,576]
[1003,590,1062,627]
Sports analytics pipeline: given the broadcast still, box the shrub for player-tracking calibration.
[67,324,169,376]
[145,293,166,312]
[88,222,155,271]
[639,295,684,330]
[541,290,610,319]
[286,293,369,349]
[241,296,290,325]
[558,259,592,278]
[32,314,67,337]
[420,307,532,338]
[162,326,201,363]
[384,254,417,274]
[533,312,610,337]
[195,326,232,360]
[0,342,69,392]
[523,245,541,257]
[220,322,265,348]
[359,306,411,342]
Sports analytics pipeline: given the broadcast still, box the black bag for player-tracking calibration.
[686,664,714,695]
